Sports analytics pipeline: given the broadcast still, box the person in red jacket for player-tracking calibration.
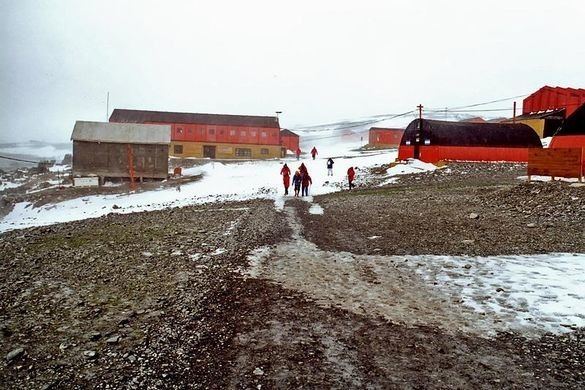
[295,147,301,160]
[311,146,318,160]
[280,163,291,195]
[347,166,356,189]
[301,172,312,196]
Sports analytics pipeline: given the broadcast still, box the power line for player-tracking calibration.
[0,154,39,164]
[428,93,530,111]
[293,110,416,139]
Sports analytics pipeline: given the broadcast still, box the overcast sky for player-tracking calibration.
[1,0,584,142]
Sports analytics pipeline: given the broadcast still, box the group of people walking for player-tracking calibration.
[280,163,312,196]
[281,146,357,196]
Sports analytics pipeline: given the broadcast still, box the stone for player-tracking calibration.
[106,335,121,344]
[253,367,264,376]
[87,331,101,341]
[112,204,120,209]
[463,264,472,269]
[0,324,12,337]
[496,287,505,293]
[6,347,24,361]
[83,350,97,359]
[526,223,536,228]
[469,213,479,219]
[461,239,475,244]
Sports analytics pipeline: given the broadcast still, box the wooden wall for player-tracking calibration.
[73,141,169,179]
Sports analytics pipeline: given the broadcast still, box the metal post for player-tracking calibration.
[414,104,423,159]
[513,101,516,123]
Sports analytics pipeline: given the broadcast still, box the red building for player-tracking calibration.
[368,127,404,148]
[550,103,585,150]
[109,109,282,159]
[280,129,300,153]
[523,86,585,117]
[398,119,542,163]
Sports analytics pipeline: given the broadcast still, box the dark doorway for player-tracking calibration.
[203,145,216,158]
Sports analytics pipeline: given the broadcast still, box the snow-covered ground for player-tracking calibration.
[406,253,585,335]
[0,148,401,232]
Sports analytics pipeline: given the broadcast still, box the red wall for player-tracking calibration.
[281,135,299,152]
[523,87,585,117]
[398,145,534,163]
[550,135,585,149]
[144,121,280,146]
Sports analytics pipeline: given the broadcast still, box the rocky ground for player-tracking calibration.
[1,162,584,389]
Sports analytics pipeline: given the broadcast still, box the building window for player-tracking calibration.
[235,148,252,157]
[174,144,183,154]
[241,130,247,137]
[261,148,269,155]
[188,128,192,134]
[230,129,236,136]
[209,129,215,135]
[220,130,224,135]
[250,131,256,137]
[177,127,184,135]
[261,131,267,138]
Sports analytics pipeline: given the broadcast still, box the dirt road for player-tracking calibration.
[1,163,584,388]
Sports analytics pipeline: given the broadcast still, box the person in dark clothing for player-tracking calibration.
[326,158,334,176]
[292,170,302,197]
[301,172,312,196]
[280,163,291,195]
[347,166,356,189]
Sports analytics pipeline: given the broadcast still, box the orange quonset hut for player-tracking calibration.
[398,119,542,163]
[368,127,404,148]
[550,103,585,150]
[109,109,283,159]
[280,129,300,153]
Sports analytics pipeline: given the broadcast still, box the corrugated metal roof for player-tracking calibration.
[109,109,280,128]
[71,121,171,144]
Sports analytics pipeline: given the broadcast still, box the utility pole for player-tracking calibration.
[513,101,517,123]
[414,104,423,159]
[275,111,282,128]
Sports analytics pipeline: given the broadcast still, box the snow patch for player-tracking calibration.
[308,203,324,215]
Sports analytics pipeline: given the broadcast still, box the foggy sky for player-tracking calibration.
[1,0,584,142]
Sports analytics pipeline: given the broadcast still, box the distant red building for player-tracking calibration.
[280,129,300,153]
[109,109,282,159]
[368,127,404,148]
